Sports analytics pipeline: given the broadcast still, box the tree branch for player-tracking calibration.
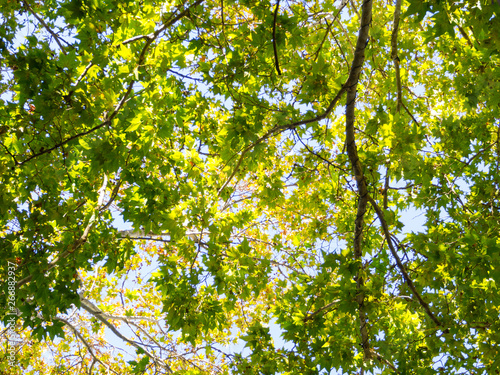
[401,101,420,126]
[23,1,68,55]
[80,297,173,373]
[122,33,154,45]
[74,62,94,88]
[16,0,204,168]
[391,0,403,112]
[294,129,348,171]
[371,349,399,373]
[96,313,161,324]
[156,0,205,36]
[1,141,19,165]
[272,0,282,75]
[313,2,348,61]
[100,178,122,212]
[348,0,360,19]
[367,194,442,327]
[54,316,118,374]
[17,175,109,288]
[303,299,340,322]
[119,236,172,243]
[217,85,347,195]
[343,0,373,362]
[457,25,474,49]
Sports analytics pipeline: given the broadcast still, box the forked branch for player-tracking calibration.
[80,297,173,373]
[55,316,118,374]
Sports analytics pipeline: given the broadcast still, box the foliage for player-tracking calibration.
[1,0,499,373]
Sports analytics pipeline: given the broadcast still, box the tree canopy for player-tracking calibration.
[1,0,500,373]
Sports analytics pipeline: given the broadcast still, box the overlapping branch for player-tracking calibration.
[217,1,376,195]
[303,299,340,322]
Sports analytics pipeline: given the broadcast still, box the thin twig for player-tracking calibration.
[119,236,171,243]
[1,142,19,165]
[294,129,347,171]
[401,101,420,126]
[23,1,67,55]
[54,316,118,374]
[16,119,110,166]
[100,178,122,211]
[336,13,355,53]
[155,0,205,36]
[371,349,399,373]
[313,2,347,60]
[168,69,203,82]
[349,0,360,19]
[74,62,94,88]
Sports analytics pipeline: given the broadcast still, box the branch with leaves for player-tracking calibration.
[343,0,373,362]
[390,0,403,112]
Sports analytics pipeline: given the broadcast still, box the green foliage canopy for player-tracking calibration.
[1,0,500,373]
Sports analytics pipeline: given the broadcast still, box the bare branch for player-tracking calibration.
[156,0,205,36]
[100,178,122,211]
[16,119,110,167]
[74,63,94,88]
[1,141,19,165]
[371,349,399,373]
[349,0,360,19]
[99,313,162,324]
[294,129,348,171]
[401,101,420,126]
[217,84,347,195]
[122,33,154,45]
